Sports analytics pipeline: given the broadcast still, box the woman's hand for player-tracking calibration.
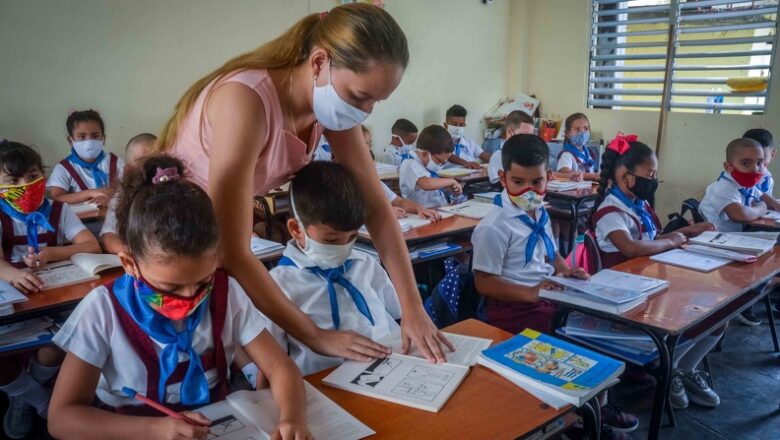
[400,306,454,363]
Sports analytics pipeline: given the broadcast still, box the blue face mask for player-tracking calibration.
[569,131,591,147]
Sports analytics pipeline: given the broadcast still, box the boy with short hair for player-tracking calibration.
[443,104,491,169]
[700,137,780,232]
[267,161,403,375]
[380,119,418,166]
[399,125,463,208]
[744,128,775,196]
[488,111,535,186]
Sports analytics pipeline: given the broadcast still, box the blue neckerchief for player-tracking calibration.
[0,199,54,253]
[758,174,773,194]
[112,274,210,406]
[277,256,374,330]
[718,172,760,206]
[563,143,595,172]
[454,143,463,157]
[400,152,412,162]
[321,143,331,153]
[427,169,449,202]
[67,149,108,188]
[492,195,556,264]
[608,186,657,240]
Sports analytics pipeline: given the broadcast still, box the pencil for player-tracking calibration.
[121,387,209,427]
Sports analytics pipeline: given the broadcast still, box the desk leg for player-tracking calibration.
[647,331,679,440]
[562,199,578,257]
[578,398,601,440]
[763,295,779,353]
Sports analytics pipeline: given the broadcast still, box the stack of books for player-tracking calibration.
[650,231,776,272]
[250,236,285,259]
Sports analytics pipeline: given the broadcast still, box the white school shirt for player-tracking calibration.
[52,276,266,407]
[0,202,87,263]
[399,153,449,208]
[700,173,763,232]
[556,149,595,173]
[471,191,557,286]
[487,141,505,184]
[595,193,654,253]
[381,181,398,202]
[267,241,402,375]
[761,168,774,196]
[99,197,118,237]
[450,136,484,164]
[48,153,125,192]
[380,145,403,167]
[312,136,333,162]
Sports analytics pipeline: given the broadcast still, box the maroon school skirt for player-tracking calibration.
[485,298,556,334]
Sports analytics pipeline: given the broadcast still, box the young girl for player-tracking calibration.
[49,155,311,440]
[0,140,99,439]
[48,109,124,207]
[593,133,724,410]
[556,113,600,181]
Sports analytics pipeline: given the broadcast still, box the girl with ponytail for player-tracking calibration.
[158,4,453,365]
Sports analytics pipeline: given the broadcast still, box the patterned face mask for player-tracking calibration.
[507,186,546,212]
[135,273,213,321]
[0,177,46,214]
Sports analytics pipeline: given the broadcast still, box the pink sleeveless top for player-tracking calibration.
[171,69,323,195]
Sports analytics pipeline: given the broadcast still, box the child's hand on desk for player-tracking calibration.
[560,267,590,280]
[86,188,112,206]
[392,206,409,219]
[465,161,482,170]
[668,232,688,248]
[448,181,463,196]
[572,172,584,182]
[419,207,442,222]
[151,412,210,440]
[538,280,562,292]
[312,328,391,362]
[24,246,51,270]
[272,419,313,440]
[8,268,43,293]
[680,222,717,237]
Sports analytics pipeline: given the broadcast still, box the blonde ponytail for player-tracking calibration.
[155,3,408,153]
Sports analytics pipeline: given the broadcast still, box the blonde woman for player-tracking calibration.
[156,4,453,364]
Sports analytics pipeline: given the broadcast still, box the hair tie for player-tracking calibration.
[320,11,328,20]
[607,132,638,156]
[152,167,181,184]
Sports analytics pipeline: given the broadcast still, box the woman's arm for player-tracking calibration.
[327,128,454,362]
[206,84,387,361]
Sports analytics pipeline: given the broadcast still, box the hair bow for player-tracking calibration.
[152,167,181,184]
[320,11,329,20]
[607,132,638,155]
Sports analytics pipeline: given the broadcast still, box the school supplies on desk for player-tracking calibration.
[478,329,624,408]
[322,353,469,413]
[66,202,100,215]
[359,213,455,236]
[250,236,285,259]
[28,254,122,290]
[0,317,56,352]
[438,200,495,219]
[382,331,493,367]
[689,231,775,257]
[0,280,27,308]
[474,191,501,204]
[437,167,482,178]
[546,180,593,192]
[650,249,731,272]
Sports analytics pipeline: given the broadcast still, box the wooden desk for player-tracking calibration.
[549,248,780,440]
[306,319,576,440]
[358,215,480,247]
[545,183,599,256]
[745,217,780,232]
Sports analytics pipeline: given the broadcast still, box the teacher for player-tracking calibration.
[153,4,452,362]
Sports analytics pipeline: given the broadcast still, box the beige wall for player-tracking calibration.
[512,0,780,216]
[0,0,510,165]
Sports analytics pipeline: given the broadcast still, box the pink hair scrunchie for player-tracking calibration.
[152,167,181,184]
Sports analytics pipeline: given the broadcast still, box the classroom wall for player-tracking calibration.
[0,0,510,165]
[510,0,780,217]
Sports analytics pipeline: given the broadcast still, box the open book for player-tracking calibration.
[383,332,493,367]
[546,180,593,192]
[473,192,501,204]
[689,231,775,256]
[437,167,482,178]
[359,213,455,236]
[438,200,495,219]
[67,202,100,215]
[196,382,373,440]
[250,236,284,259]
[0,280,27,308]
[31,253,121,290]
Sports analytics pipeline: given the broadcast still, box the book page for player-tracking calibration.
[249,236,284,257]
[691,231,775,253]
[228,383,373,440]
[70,253,121,275]
[543,276,645,304]
[196,400,267,440]
[384,332,492,366]
[650,249,730,272]
[28,262,98,290]
[589,269,667,293]
[437,167,480,177]
[0,280,27,306]
[438,200,495,219]
[684,244,757,263]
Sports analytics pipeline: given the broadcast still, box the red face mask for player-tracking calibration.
[730,167,763,189]
[0,177,46,214]
[135,274,213,321]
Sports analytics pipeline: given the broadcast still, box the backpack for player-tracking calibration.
[423,257,484,328]
[661,198,704,235]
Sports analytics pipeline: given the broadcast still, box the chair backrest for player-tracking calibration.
[682,198,705,223]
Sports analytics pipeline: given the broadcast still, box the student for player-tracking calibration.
[556,113,599,181]
[593,133,714,268]
[380,118,418,166]
[0,140,100,439]
[593,134,724,410]
[700,137,780,232]
[400,125,463,208]
[488,111,535,187]
[100,133,156,254]
[265,162,402,374]
[744,128,775,196]
[49,155,311,440]
[443,104,491,169]
[48,109,124,206]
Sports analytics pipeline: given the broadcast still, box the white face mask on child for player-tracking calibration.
[447,125,464,140]
[291,191,355,268]
[72,139,104,161]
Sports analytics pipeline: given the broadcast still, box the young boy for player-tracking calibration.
[380,119,418,166]
[488,111,536,187]
[266,161,401,375]
[48,109,124,206]
[444,104,491,169]
[744,128,775,196]
[700,137,780,232]
[399,125,463,208]
[99,133,156,254]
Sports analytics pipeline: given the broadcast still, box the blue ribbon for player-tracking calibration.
[67,149,108,188]
[321,143,331,153]
[112,274,210,406]
[718,172,760,206]
[278,256,374,330]
[0,199,54,254]
[492,195,555,264]
[758,174,773,194]
[608,186,657,240]
[563,143,595,172]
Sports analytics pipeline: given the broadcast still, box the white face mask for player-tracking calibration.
[312,61,370,131]
[419,150,443,173]
[392,134,413,151]
[291,191,355,269]
[72,139,104,161]
[447,125,464,140]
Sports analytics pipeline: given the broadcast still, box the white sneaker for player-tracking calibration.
[669,370,689,409]
[682,370,720,407]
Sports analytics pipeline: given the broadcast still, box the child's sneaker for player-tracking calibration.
[681,370,720,407]
[3,397,34,439]
[601,403,639,433]
[737,308,762,326]
[602,424,634,440]
[669,370,689,409]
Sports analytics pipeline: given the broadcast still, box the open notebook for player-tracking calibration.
[29,253,121,290]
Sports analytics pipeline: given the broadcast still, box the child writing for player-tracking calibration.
[592,134,724,410]
[100,133,156,254]
[488,110,535,188]
[265,161,408,374]
[700,137,780,232]
[556,113,600,181]
[380,119,418,166]
[744,128,775,196]
[443,104,491,169]
[400,125,464,208]
[48,109,124,206]
[49,155,311,440]
[593,133,714,267]
[0,140,100,439]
